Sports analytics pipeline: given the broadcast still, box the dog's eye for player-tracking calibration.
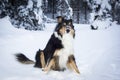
[68,24,72,27]
[63,23,66,26]
[68,22,73,26]
[62,24,66,27]
[68,22,71,25]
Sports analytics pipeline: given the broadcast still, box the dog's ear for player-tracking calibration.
[56,16,64,23]
[69,19,74,29]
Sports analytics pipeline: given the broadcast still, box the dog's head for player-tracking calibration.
[56,16,64,23]
[56,19,75,38]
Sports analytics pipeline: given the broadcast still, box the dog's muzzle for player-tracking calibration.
[66,26,71,33]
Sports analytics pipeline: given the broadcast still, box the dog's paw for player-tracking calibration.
[42,68,49,72]
[42,68,44,71]
[42,68,49,74]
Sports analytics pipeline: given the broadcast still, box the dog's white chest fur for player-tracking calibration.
[58,34,74,68]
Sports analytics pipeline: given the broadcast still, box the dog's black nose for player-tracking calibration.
[66,29,70,33]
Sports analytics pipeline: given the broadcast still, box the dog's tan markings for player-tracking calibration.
[52,50,61,70]
[40,51,45,68]
[54,49,60,56]
[59,26,65,35]
[67,55,80,74]
[68,22,71,25]
[52,56,60,71]
[43,49,61,72]
[43,57,55,73]
[63,22,66,26]
[70,29,75,37]
[57,17,62,23]
[69,59,80,74]
[67,61,71,69]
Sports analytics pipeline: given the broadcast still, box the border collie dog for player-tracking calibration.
[15,17,80,74]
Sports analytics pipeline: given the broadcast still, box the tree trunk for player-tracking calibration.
[52,0,54,19]
[77,0,80,24]
[84,2,87,23]
[77,11,79,24]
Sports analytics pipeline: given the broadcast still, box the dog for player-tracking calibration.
[15,17,80,74]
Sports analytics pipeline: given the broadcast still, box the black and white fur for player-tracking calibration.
[15,18,80,74]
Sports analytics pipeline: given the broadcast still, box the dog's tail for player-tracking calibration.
[15,53,35,64]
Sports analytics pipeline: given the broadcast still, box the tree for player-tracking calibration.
[70,0,91,24]
[110,0,120,24]
[56,0,72,19]
[88,0,113,29]
[0,0,8,18]
[0,0,45,30]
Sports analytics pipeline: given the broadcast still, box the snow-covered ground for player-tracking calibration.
[0,17,120,80]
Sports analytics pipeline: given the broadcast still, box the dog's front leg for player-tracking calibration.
[67,55,80,74]
[43,50,60,73]
[42,58,55,73]
[40,51,45,68]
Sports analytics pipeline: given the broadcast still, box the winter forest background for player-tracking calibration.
[0,0,120,30]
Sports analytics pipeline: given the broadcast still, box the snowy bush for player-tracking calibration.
[88,0,113,30]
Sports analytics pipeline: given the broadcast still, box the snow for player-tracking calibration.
[101,0,111,10]
[37,0,42,7]
[91,18,112,29]
[0,17,120,80]
[27,0,33,9]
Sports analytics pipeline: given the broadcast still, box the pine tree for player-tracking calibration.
[110,0,120,24]
[0,0,45,30]
[56,0,72,19]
